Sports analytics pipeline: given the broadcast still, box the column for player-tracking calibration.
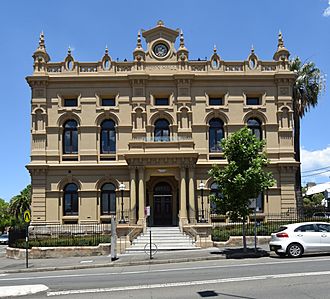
[129,167,137,224]
[180,167,188,225]
[138,166,145,225]
[188,167,196,224]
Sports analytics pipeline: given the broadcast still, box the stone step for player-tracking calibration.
[127,226,196,253]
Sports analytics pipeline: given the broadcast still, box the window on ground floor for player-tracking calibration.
[63,183,78,216]
[101,183,116,215]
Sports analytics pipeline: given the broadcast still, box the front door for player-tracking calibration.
[153,182,173,226]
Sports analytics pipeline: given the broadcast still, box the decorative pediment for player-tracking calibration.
[141,20,180,62]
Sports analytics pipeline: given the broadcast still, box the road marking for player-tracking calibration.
[2,256,330,282]
[0,284,48,298]
[79,260,93,264]
[46,270,330,296]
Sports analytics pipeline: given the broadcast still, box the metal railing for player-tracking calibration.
[9,224,112,248]
[211,211,330,242]
[131,136,192,142]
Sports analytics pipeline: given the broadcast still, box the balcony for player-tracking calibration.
[128,136,195,153]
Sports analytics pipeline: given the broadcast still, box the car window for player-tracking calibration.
[294,224,317,232]
[316,224,330,232]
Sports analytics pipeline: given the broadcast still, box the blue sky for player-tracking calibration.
[0,0,329,200]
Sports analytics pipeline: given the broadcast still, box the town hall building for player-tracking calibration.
[26,21,297,244]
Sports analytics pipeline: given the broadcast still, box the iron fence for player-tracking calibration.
[197,208,210,223]
[9,224,112,248]
[211,212,330,241]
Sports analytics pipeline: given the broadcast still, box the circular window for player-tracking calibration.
[153,43,169,58]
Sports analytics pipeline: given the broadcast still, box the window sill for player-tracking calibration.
[100,154,116,161]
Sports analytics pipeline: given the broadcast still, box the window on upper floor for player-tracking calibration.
[101,183,116,215]
[63,120,78,154]
[100,120,116,154]
[246,97,260,105]
[209,118,224,152]
[247,118,262,140]
[101,98,116,106]
[63,183,78,216]
[209,97,223,106]
[155,98,169,106]
[154,119,170,141]
[64,98,78,107]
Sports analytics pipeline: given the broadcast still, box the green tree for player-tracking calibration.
[209,127,275,250]
[290,57,325,215]
[0,199,11,233]
[9,185,32,222]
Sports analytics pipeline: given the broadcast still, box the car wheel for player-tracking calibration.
[287,243,303,258]
[275,251,286,257]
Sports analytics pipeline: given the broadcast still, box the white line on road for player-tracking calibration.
[79,260,94,264]
[2,256,330,282]
[0,284,48,298]
[46,270,330,296]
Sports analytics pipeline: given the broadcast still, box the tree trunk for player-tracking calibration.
[293,105,303,217]
[242,217,247,252]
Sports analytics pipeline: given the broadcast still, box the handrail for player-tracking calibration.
[182,226,198,242]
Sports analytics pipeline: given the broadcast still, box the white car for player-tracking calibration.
[269,222,330,258]
[0,233,9,245]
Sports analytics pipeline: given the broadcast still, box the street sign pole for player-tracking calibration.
[25,224,29,268]
[110,215,117,261]
[23,210,31,269]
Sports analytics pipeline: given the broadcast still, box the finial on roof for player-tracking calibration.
[278,30,284,48]
[39,31,45,49]
[157,20,164,26]
[67,46,72,55]
[180,29,185,47]
[251,44,255,53]
[105,45,108,55]
[273,30,290,61]
[213,44,217,53]
[137,31,142,48]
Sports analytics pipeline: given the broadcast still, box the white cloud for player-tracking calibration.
[301,146,330,183]
[323,0,330,17]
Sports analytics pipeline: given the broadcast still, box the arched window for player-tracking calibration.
[210,182,222,214]
[101,183,116,215]
[247,118,262,140]
[63,120,78,154]
[154,119,170,142]
[101,120,116,154]
[209,118,224,152]
[63,183,78,216]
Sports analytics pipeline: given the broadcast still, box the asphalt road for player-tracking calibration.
[1,254,330,298]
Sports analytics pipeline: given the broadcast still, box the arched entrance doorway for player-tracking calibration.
[153,182,173,226]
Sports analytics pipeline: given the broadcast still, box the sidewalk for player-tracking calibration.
[0,244,270,274]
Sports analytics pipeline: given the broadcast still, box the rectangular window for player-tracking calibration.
[64,98,78,107]
[155,98,169,106]
[246,97,260,105]
[102,98,115,106]
[209,97,223,106]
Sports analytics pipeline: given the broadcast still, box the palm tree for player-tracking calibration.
[9,185,32,221]
[290,57,325,215]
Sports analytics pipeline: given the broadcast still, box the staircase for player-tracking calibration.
[126,226,198,253]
